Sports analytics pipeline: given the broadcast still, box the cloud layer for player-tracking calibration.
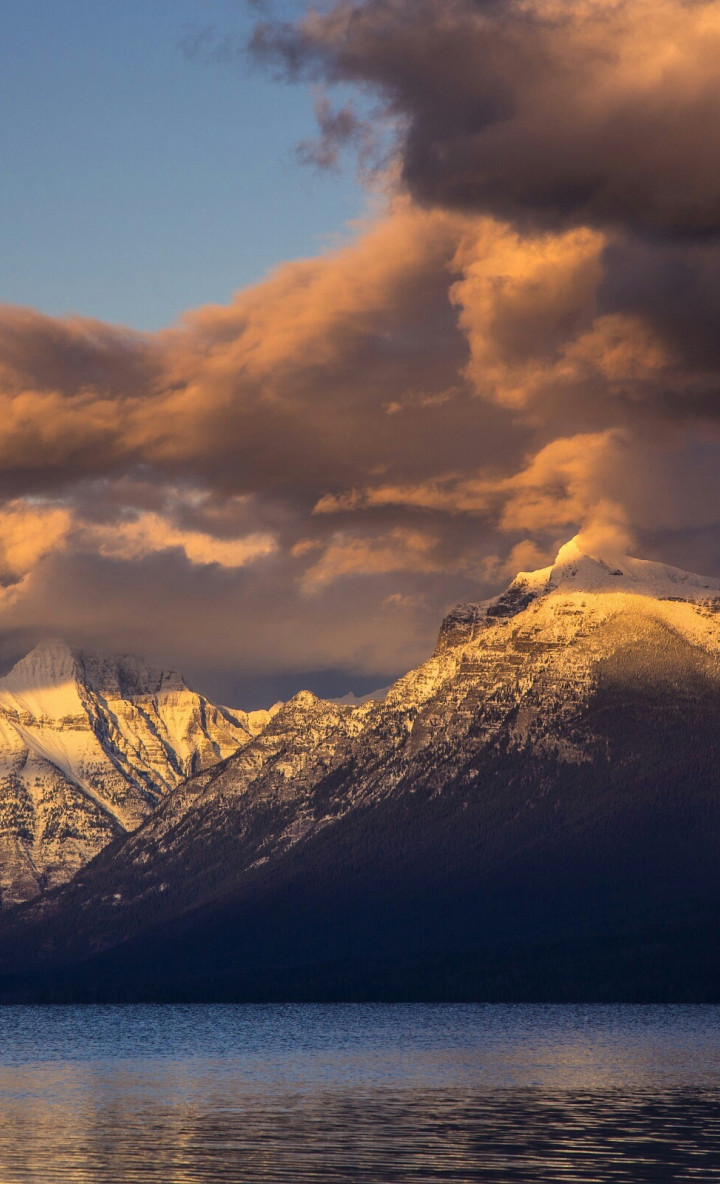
[253,0,720,233]
[3,0,720,701]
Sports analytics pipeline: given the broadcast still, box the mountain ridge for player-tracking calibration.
[439,536,720,648]
[1,536,720,1001]
[0,640,279,905]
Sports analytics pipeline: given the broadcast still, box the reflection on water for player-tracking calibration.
[0,1005,718,1181]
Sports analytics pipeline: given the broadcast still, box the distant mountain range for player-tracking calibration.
[2,537,720,1002]
[0,642,277,904]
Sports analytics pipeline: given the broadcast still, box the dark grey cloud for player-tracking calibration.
[599,237,720,370]
[252,0,720,235]
[296,90,369,170]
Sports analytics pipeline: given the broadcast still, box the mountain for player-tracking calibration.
[0,641,277,905]
[2,537,720,1002]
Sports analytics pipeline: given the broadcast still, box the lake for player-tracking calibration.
[0,1004,717,1181]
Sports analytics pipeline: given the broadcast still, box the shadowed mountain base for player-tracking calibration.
[1,540,720,1002]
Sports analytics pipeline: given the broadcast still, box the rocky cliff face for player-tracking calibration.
[0,642,277,904]
[3,538,720,1001]
[93,536,720,897]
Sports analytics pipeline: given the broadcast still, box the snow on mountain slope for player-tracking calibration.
[0,642,274,905]
[439,536,720,650]
[398,535,720,762]
[4,535,720,925]
[5,535,720,995]
[73,535,720,925]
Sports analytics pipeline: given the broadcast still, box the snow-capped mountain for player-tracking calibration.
[0,641,277,904]
[3,537,720,1002]
[439,536,720,649]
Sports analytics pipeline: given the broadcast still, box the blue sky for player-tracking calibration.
[0,0,364,330]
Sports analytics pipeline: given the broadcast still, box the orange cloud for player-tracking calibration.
[301,527,445,591]
[0,501,73,584]
[84,514,277,569]
[497,431,630,535]
[0,163,718,693]
[450,223,605,407]
[313,429,629,545]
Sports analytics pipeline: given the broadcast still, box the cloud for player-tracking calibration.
[0,501,73,585]
[7,1,720,699]
[496,431,629,535]
[252,0,720,234]
[83,513,277,569]
[297,88,372,171]
[313,429,630,538]
[450,222,606,407]
[301,527,446,590]
[2,197,720,698]
[0,206,477,498]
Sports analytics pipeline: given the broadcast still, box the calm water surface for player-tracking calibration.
[0,1004,718,1181]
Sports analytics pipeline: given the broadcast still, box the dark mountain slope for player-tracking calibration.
[2,559,720,1000]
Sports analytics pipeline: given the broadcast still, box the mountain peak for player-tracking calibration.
[553,535,587,565]
[439,537,720,649]
[509,536,720,601]
[0,640,268,906]
[2,641,78,693]
[0,641,190,715]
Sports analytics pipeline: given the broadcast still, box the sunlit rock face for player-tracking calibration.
[0,642,277,905]
[7,537,720,1002]
[427,535,720,762]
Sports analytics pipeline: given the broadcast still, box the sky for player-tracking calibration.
[4,0,720,706]
[0,0,364,330]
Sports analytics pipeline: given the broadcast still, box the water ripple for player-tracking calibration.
[0,1005,718,1182]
